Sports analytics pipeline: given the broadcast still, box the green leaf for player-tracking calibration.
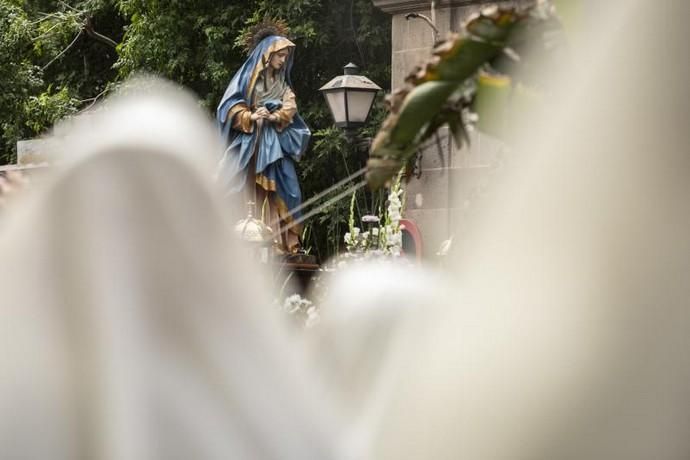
[473,72,512,138]
[390,81,458,147]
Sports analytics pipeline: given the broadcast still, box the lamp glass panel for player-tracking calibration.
[346,91,376,123]
[324,90,347,123]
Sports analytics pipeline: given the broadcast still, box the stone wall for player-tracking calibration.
[373,0,528,258]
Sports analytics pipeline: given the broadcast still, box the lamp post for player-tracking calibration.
[319,63,381,143]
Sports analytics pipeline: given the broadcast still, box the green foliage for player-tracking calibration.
[300,126,352,258]
[115,1,249,108]
[0,0,123,163]
[23,86,79,133]
[0,1,40,162]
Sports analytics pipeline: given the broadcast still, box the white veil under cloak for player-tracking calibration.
[0,78,341,460]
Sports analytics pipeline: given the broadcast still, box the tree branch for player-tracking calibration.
[78,87,111,112]
[83,17,117,48]
[41,29,83,71]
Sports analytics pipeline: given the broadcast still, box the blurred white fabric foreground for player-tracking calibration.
[3,0,690,458]
[0,78,340,460]
[309,263,453,460]
[364,1,690,460]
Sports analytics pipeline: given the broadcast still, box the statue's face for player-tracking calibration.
[269,49,290,71]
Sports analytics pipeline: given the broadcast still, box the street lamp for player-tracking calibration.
[319,63,381,137]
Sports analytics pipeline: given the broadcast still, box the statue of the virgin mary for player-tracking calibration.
[217,19,310,254]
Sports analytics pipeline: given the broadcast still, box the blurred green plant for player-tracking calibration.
[367,3,565,188]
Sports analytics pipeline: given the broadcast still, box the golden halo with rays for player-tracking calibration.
[239,17,291,55]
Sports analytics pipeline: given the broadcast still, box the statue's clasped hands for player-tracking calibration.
[250,107,279,123]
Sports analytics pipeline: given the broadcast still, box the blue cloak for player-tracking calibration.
[216,35,310,224]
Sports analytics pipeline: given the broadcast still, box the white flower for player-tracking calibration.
[341,170,406,260]
[362,215,380,223]
[281,293,320,329]
[283,294,301,312]
[300,298,313,310]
